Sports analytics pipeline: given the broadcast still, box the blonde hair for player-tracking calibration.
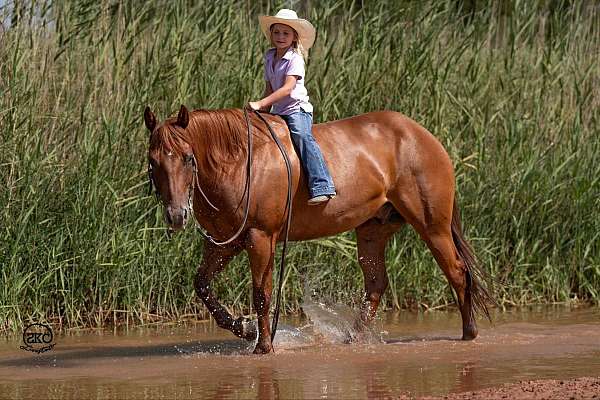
[269,24,308,60]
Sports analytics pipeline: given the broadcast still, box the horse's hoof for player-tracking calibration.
[233,317,258,341]
[461,325,478,340]
[253,341,273,354]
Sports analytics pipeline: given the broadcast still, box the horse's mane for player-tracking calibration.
[150,109,272,172]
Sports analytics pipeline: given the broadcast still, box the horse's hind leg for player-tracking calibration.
[421,227,478,340]
[355,217,401,330]
[389,193,481,340]
[194,239,257,341]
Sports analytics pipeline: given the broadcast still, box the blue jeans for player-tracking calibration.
[280,110,336,198]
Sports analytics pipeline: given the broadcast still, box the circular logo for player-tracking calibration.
[20,323,55,353]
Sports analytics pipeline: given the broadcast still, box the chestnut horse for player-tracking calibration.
[144,105,493,354]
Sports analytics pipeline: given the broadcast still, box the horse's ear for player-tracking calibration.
[176,105,189,129]
[144,106,156,133]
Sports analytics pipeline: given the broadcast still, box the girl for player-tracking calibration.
[249,9,336,205]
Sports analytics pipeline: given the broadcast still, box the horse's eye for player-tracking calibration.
[184,154,194,164]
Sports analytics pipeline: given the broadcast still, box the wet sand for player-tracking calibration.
[422,377,600,399]
[0,306,599,399]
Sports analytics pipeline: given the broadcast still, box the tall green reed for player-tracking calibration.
[0,0,598,332]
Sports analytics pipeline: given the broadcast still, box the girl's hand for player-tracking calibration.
[248,101,262,111]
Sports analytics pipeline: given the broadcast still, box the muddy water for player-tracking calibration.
[1,306,599,399]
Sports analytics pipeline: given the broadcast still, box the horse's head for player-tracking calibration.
[145,105,195,232]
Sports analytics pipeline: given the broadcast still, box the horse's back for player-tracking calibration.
[314,110,453,182]
[274,110,455,240]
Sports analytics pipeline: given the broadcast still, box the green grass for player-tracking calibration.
[1,0,599,332]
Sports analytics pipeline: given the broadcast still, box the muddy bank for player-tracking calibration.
[422,377,600,400]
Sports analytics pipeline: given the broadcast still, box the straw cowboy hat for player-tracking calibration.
[259,9,316,51]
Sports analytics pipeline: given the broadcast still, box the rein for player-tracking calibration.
[148,106,293,344]
[192,107,254,247]
[253,109,293,343]
[196,107,294,344]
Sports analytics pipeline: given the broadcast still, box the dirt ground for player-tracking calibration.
[422,377,600,400]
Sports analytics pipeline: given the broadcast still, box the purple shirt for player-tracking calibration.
[264,48,313,115]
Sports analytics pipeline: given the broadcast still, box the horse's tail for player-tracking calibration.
[451,198,495,321]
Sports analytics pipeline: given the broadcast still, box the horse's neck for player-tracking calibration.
[191,136,246,188]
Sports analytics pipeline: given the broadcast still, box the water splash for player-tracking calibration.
[272,323,315,348]
[300,282,383,345]
[229,279,385,353]
[234,321,315,353]
[301,298,358,343]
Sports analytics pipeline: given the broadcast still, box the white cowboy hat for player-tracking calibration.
[259,9,316,51]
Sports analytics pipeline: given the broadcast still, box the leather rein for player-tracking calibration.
[148,106,293,344]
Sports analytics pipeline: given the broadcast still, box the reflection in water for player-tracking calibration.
[365,368,394,400]
[455,361,476,394]
[256,367,280,400]
[0,306,599,399]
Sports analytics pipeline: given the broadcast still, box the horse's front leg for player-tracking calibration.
[194,239,257,341]
[246,228,277,354]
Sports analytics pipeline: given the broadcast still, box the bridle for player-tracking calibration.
[148,154,219,210]
[147,105,293,344]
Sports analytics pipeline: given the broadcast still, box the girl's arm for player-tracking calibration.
[258,81,274,111]
[249,76,297,111]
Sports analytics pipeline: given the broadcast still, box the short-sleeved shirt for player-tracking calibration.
[264,47,313,115]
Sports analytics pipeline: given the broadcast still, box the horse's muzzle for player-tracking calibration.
[165,205,190,231]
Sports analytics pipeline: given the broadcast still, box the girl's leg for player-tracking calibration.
[281,111,336,199]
